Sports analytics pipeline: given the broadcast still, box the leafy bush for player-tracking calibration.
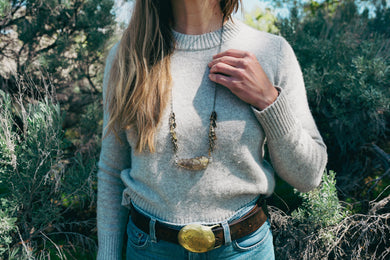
[277,0,390,199]
[0,78,98,259]
[244,2,390,258]
[244,7,279,34]
[0,198,18,257]
[61,100,102,215]
[292,170,347,228]
[271,170,390,259]
[0,0,116,92]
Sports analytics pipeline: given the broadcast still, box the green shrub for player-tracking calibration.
[271,170,348,259]
[277,0,390,198]
[271,170,390,259]
[63,100,102,212]
[291,170,348,247]
[0,79,99,258]
[0,86,64,257]
[244,7,279,34]
[292,170,347,228]
[0,198,18,257]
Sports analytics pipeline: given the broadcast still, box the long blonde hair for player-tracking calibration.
[106,0,241,153]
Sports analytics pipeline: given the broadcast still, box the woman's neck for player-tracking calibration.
[170,0,224,35]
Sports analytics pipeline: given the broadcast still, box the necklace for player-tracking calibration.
[169,19,225,171]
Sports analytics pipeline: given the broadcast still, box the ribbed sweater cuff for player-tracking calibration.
[252,91,298,140]
[97,233,123,260]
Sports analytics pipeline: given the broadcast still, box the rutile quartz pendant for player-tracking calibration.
[176,156,209,171]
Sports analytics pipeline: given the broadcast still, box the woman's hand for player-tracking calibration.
[208,49,278,110]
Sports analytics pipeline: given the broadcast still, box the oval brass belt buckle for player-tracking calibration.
[178,224,219,253]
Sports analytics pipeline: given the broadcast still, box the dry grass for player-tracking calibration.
[271,195,390,260]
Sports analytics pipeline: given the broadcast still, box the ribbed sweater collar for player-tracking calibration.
[172,19,240,51]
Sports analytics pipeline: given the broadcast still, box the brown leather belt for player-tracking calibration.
[130,199,268,252]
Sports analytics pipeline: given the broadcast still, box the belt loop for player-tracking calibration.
[149,218,157,243]
[261,198,270,220]
[221,221,232,246]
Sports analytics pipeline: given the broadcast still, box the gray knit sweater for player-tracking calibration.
[97,19,327,259]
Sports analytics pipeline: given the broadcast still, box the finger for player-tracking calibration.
[213,49,247,59]
[208,55,242,68]
[208,73,233,89]
[209,62,241,77]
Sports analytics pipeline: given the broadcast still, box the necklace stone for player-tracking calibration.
[176,156,210,171]
[169,111,217,171]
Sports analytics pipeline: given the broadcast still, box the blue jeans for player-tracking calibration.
[126,203,275,260]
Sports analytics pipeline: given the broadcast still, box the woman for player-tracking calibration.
[97,0,327,259]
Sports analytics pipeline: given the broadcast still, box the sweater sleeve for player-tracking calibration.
[97,43,132,260]
[252,37,327,192]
